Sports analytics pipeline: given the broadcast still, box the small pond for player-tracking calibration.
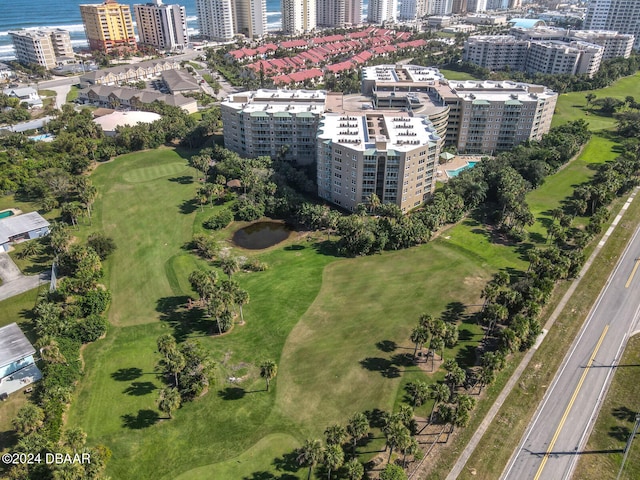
[232,222,292,250]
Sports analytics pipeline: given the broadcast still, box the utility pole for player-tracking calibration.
[617,413,640,480]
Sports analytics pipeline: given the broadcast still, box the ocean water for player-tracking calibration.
[0,0,284,61]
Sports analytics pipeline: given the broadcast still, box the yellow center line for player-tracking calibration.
[625,259,640,288]
[533,325,609,480]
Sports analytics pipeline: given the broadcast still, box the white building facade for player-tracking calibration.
[9,29,73,69]
[282,0,317,34]
[367,0,398,24]
[196,0,235,41]
[583,0,640,50]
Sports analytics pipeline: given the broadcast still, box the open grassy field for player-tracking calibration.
[438,68,481,81]
[551,72,640,130]
[60,145,523,479]
[574,335,640,480]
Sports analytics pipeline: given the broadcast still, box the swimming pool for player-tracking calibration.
[446,161,478,178]
[28,133,55,142]
[0,210,15,219]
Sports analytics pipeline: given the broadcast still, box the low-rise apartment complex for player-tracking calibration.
[9,29,73,69]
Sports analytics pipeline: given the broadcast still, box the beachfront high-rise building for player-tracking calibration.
[346,0,362,25]
[317,0,346,27]
[452,0,468,14]
[282,0,317,34]
[399,0,430,21]
[232,0,267,38]
[196,0,235,41]
[367,0,398,24]
[583,0,640,50]
[9,29,74,69]
[133,0,188,51]
[466,0,487,13]
[80,0,137,54]
[430,0,453,15]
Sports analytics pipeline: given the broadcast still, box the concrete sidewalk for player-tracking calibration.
[0,252,49,302]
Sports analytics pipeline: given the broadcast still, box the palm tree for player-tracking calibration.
[444,360,466,396]
[384,420,411,463]
[220,255,240,279]
[323,444,344,480]
[477,366,496,393]
[324,424,347,446]
[410,325,429,360]
[343,457,364,480]
[585,93,596,108]
[61,202,83,229]
[62,427,87,453]
[346,412,369,453]
[235,288,249,323]
[36,336,66,364]
[80,183,98,222]
[157,387,181,419]
[18,241,42,259]
[428,383,450,423]
[157,334,177,360]
[297,439,324,480]
[260,360,277,391]
[368,193,381,214]
[406,380,429,408]
[12,404,45,437]
[429,336,445,367]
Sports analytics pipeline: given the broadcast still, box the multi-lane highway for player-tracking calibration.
[503,221,640,480]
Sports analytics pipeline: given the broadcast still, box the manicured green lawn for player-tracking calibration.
[552,72,640,130]
[63,145,516,479]
[526,134,618,242]
[439,68,481,81]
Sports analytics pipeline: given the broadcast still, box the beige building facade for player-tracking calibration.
[317,112,441,213]
[9,29,73,69]
[134,0,189,51]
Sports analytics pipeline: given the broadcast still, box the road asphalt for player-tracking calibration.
[502,195,640,479]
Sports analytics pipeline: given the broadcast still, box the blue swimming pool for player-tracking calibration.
[0,210,14,219]
[446,161,478,178]
[28,133,55,142]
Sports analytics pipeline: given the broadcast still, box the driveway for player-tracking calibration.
[0,252,49,302]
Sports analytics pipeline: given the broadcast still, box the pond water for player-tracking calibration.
[232,222,291,250]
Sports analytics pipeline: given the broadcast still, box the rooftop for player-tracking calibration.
[0,212,50,245]
[0,323,35,369]
[93,110,161,132]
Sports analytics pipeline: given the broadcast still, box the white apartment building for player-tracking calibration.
[430,0,453,15]
[317,112,441,212]
[399,0,430,21]
[197,0,235,41]
[233,0,267,38]
[221,89,328,164]
[465,34,605,77]
[367,0,398,24]
[464,36,529,71]
[569,30,634,60]
[485,0,507,10]
[583,0,640,50]
[282,0,317,34]
[134,0,188,51]
[9,29,73,69]
[441,80,557,154]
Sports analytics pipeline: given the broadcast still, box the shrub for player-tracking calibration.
[203,208,233,230]
[78,289,112,316]
[75,314,108,343]
[243,258,268,272]
[87,233,117,260]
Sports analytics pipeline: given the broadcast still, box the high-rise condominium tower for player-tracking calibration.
[282,0,316,34]
[583,0,640,50]
[316,0,361,27]
[196,0,235,41]
[80,0,137,53]
[233,0,267,38]
[367,0,397,24]
[134,0,188,51]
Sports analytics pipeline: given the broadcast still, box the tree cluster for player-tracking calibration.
[155,334,216,418]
